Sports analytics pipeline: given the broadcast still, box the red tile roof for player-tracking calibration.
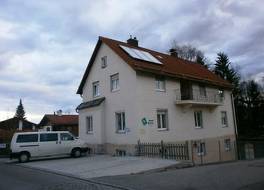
[39,115,78,126]
[77,36,232,94]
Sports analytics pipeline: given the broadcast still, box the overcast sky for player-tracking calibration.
[0,0,263,123]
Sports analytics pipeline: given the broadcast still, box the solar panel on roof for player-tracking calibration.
[119,45,141,60]
[119,45,162,64]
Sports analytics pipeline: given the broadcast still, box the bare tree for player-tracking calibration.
[170,41,208,68]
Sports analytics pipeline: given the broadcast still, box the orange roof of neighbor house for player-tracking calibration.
[39,114,78,126]
[77,36,232,94]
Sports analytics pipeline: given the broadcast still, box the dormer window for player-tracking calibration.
[101,56,107,68]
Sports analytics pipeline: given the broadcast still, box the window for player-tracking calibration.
[199,85,206,97]
[101,56,107,68]
[116,112,125,132]
[16,134,38,143]
[194,111,203,128]
[224,139,231,151]
[92,81,100,97]
[86,116,93,134]
[40,133,58,142]
[197,142,206,156]
[155,77,165,91]
[60,133,74,141]
[221,111,228,127]
[157,109,168,130]
[218,89,224,98]
[111,73,119,92]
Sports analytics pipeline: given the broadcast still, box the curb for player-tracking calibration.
[135,161,194,174]
[16,164,135,190]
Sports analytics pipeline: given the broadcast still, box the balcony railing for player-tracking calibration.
[175,89,223,106]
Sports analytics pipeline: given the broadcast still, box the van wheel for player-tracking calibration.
[72,148,81,158]
[19,152,29,163]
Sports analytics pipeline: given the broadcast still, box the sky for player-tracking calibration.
[0,0,263,123]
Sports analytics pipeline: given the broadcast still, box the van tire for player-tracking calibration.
[19,152,30,163]
[72,148,81,158]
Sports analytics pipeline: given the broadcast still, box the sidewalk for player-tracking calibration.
[19,155,179,179]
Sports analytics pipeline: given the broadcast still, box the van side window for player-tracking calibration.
[16,134,38,143]
[40,133,58,142]
[60,133,74,141]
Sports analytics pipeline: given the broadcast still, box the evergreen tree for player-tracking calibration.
[15,99,26,119]
[196,54,208,68]
[214,52,240,97]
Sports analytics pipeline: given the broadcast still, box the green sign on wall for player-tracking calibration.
[141,118,148,126]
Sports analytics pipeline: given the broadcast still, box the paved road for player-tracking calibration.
[0,159,129,190]
[1,158,264,190]
[95,159,264,190]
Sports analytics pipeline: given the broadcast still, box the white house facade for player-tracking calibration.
[76,36,237,163]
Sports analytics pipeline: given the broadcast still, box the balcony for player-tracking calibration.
[175,89,223,107]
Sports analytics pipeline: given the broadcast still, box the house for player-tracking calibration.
[76,36,237,163]
[0,117,37,155]
[38,114,79,136]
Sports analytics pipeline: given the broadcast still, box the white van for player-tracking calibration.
[10,131,90,162]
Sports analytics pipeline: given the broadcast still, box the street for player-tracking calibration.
[1,158,264,190]
[95,159,264,190]
[0,159,128,190]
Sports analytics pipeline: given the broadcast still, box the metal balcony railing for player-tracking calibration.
[175,89,223,105]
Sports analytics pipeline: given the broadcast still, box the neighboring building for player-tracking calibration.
[76,36,237,164]
[0,117,36,155]
[38,114,79,136]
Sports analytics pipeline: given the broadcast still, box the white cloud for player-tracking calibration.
[0,0,263,123]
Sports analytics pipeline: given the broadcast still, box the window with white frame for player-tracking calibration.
[199,85,206,97]
[155,77,165,91]
[197,142,206,156]
[218,89,224,98]
[157,109,168,130]
[92,81,100,97]
[224,139,231,151]
[111,73,119,92]
[194,111,203,128]
[86,116,93,134]
[101,56,107,68]
[115,112,125,133]
[221,111,228,127]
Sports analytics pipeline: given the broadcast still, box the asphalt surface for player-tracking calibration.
[1,158,264,190]
[0,159,129,190]
[95,159,264,190]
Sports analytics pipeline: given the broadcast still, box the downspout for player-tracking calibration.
[231,93,239,160]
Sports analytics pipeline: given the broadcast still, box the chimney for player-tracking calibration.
[56,110,62,116]
[169,48,178,57]
[127,36,138,47]
[18,120,23,131]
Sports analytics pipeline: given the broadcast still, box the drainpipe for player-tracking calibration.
[231,93,239,160]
